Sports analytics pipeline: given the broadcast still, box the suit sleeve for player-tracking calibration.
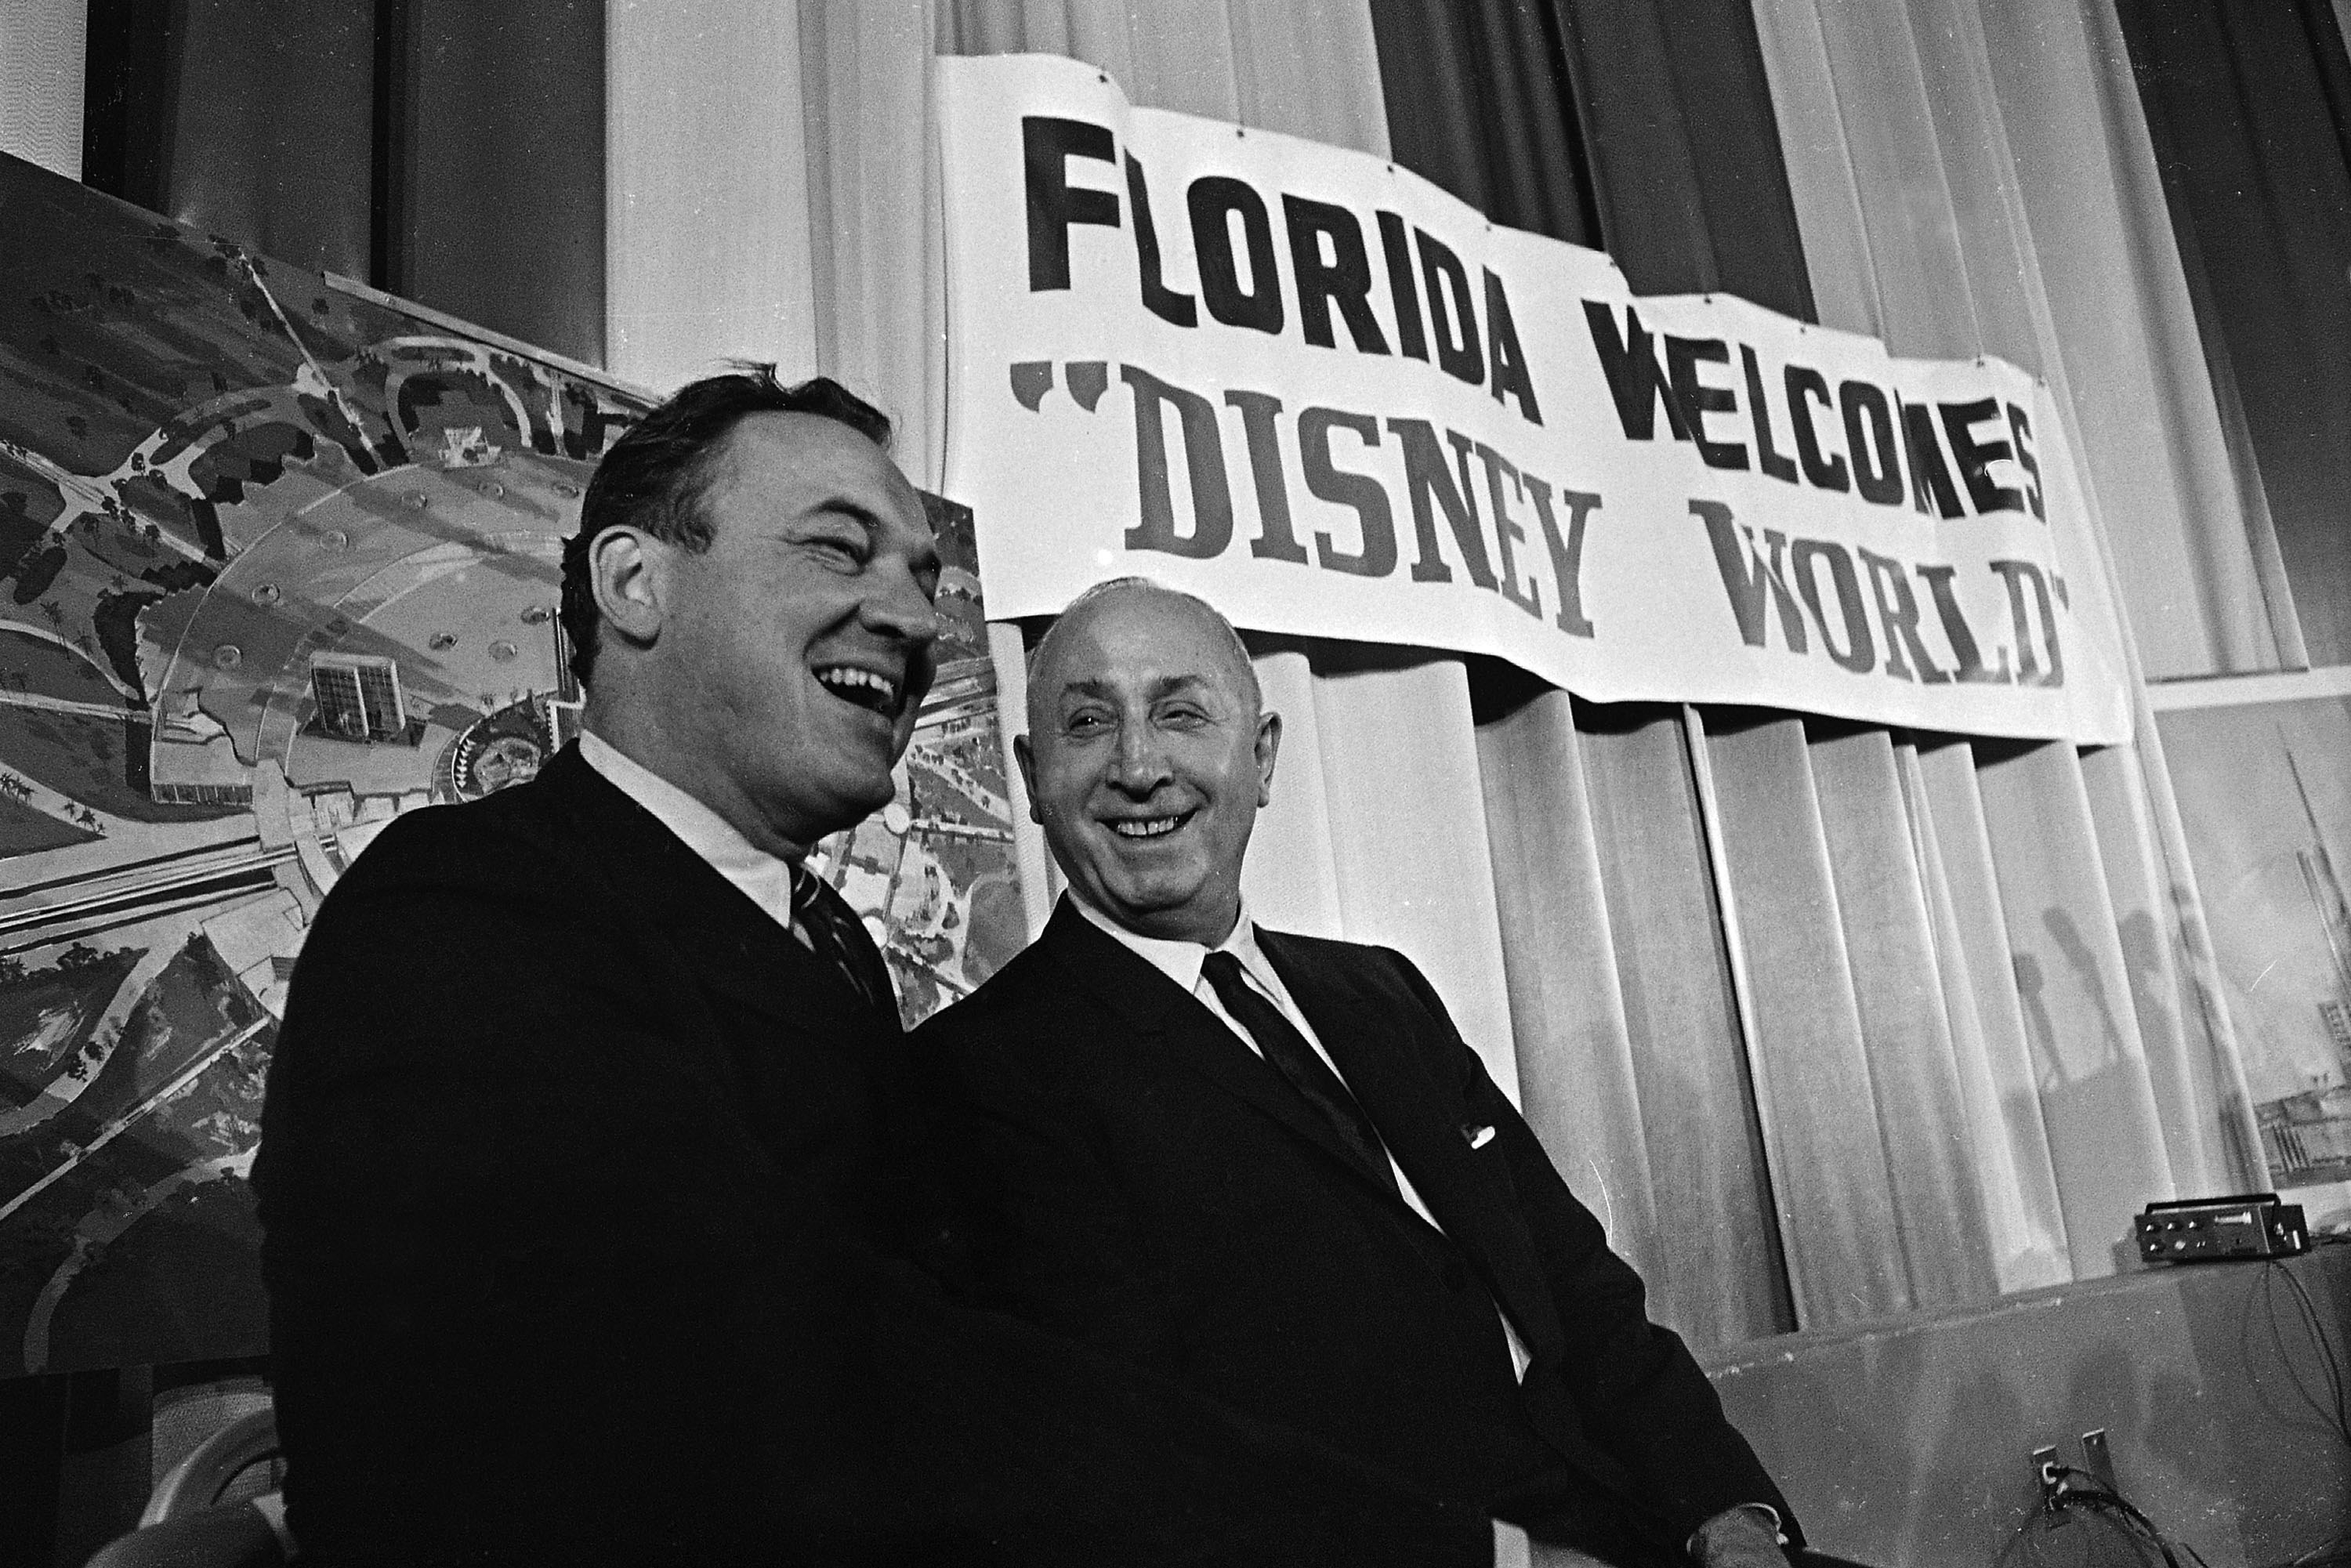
[258,813,1488,1568]
[1387,954,1802,1548]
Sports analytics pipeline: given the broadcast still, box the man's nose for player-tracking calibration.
[863,562,940,646]
[1108,722,1170,791]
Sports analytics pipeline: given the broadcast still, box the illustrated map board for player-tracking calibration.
[0,151,1020,1375]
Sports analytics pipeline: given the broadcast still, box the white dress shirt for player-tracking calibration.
[1069,895,1531,1378]
[579,730,799,931]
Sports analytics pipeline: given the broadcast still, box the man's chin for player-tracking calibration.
[1081,876,1233,943]
[803,769,898,841]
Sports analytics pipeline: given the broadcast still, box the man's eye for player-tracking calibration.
[1064,712,1109,735]
[1158,706,1208,728]
[806,532,868,565]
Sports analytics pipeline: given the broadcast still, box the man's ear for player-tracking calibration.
[589,527,666,648]
[1254,710,1281,807]
[1012,733,1044,825]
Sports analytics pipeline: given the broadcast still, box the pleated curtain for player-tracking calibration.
[1364,0,2272,1331]
[922,0,1532,1109]
[43,0,2277,1346]
[2117,0,2351,668]
[0,0,88,180]
[1740,0,2269,1298]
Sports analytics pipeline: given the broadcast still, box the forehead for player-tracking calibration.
[705,410,925,535]
[1038,592,1252,699]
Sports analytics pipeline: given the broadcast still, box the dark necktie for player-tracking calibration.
[1200,950,1401,1200]
[791,866,885,1011]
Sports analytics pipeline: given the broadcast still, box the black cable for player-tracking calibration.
[1997,1465,2216,1568]
[2279,1532,2351,1568]
[2255,1259,2351,1451]
[2053,1479,2212,1568]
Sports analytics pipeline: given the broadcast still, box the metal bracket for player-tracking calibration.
[2081,1429,2117,1494]
[2032,1445,2065,1513]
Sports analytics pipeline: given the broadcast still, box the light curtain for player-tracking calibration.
[602,0,2266,1342]
[603,3,1523,1098]
[1748,0,2269,1293]
[0,0,85,180]
[1372,0,2266,1328]
[931,0,1530,1101]
[1370,0,1859,1337]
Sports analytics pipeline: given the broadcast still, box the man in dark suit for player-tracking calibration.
[916,578,1802,1568]
[254,373,1486,1566]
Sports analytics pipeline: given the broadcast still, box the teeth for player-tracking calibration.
[1110,817,1182,838]
[814,666,900,712]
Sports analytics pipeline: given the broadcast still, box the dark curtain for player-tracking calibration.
[80,0,607,365]
[391,0,605,361]
[82,0,375,279]
[1366,0,1601,248]
[1366,0,1813,320]
[2119,0,2351,668]
[1367,0,1820,1346]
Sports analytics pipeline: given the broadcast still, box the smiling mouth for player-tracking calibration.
[813,664,904,721]
[1107,813,1190,840]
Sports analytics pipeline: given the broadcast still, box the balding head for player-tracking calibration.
[1016,580,1280,944]
[1027,578,1260,732]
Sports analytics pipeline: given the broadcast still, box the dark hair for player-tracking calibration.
[560,364,893,686]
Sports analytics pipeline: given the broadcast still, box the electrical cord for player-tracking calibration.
[2277,1534,2351,1568]
[2254,1259,2351,1452]
[1996,1465,2212,1568]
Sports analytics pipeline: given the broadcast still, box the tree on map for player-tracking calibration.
[58,943,103,969]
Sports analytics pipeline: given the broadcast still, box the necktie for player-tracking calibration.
[791,867,886,1011]
[1200,950,1400,1200]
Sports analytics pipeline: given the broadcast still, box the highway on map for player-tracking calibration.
[0,837,295,956]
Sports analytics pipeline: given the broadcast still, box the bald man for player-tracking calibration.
[916,578,1799,1568]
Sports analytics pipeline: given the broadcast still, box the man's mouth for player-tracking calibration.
[1107,812,1191,840]
[813,664,904,720]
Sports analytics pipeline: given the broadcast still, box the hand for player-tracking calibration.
[1688,1505,1791,1568]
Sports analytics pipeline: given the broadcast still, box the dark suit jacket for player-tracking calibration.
[915,899,1798,1565]
[254,747,1486,1567]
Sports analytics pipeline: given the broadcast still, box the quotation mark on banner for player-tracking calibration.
[1010,360,1110,414]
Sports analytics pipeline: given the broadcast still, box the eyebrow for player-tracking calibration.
[1056,675,1214,701]
[799,498,886,536]
[799,499,941,574]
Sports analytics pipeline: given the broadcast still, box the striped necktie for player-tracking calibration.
[790,866,885,1011]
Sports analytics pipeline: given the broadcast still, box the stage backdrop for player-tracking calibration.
[938,53,2133,747]
[0,151,1019,1376]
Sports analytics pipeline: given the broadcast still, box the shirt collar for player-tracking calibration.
[1068,890,1274,995]
[579,730,800,924]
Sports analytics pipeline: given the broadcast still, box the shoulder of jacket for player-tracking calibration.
[315,786,600,911]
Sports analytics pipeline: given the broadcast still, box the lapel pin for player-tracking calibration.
[1462,1123,1497,1150]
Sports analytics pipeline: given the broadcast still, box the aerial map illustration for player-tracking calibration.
[0,152,1020,1374]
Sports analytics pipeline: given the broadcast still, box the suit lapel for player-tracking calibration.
[1036,903,1399,1197]
[531,746,895,1045]
[1259,932,1567,1365]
